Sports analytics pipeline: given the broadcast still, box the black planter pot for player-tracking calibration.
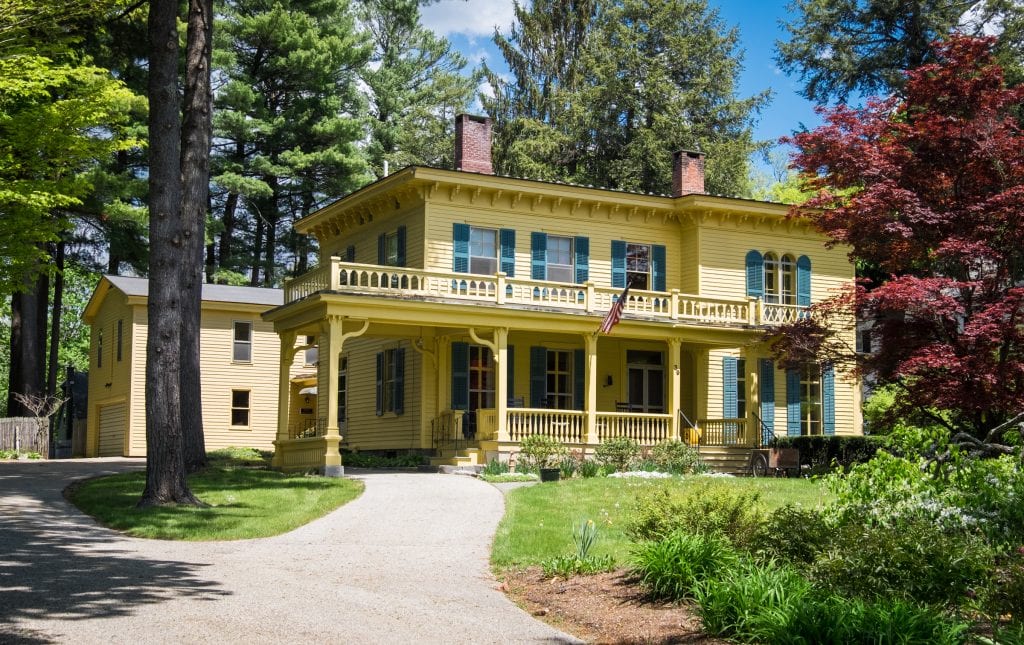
[539,467,561,482]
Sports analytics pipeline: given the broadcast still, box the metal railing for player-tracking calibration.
[288,418,326,439]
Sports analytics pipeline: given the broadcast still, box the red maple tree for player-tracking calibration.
[777,35,1024,440]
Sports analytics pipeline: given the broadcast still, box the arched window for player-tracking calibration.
[763,253,779,304]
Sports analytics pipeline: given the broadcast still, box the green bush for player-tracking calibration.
[649,440,707,475]
[753,505,833,567]
[482,459,509,476]
[578,459,601,478]
[771,435,882,470]
[980,547,1024,626]
[632,531,740,600]
[558,452,580,479]
[626,484,764,549]
[594,436,640,471]
[518,434,568,471]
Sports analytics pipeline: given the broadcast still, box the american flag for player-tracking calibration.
[599,284,630,334]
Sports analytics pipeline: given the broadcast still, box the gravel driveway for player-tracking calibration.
[0,459,578,644]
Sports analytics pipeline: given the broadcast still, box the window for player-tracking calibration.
[547,236,574,283]
[800,364,822,436]
[116,320,123,362]
[231,390,250,427]
[857,329,873,354]
[546,350,573,409]
[626,243,651,289]
[469,345,495,410]
[384,232,399,266]
[469,227,498,275]
[763,253,797,305]
[381,349,397,413]
[304,335,318,366]
[338,357,347,423]
[736,358,747,419]
[97,329,103,368]
[233,321,252,362]
[627,350,664,412]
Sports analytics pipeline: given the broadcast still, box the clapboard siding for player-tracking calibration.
[98,402,126,456]
[85,289,135,456]
[319,206,425,269]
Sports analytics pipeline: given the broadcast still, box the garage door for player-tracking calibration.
[97,403,126,456]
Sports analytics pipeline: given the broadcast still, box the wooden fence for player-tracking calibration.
[0,417,49,456]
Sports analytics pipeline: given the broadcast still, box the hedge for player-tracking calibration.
[770,435,883,469]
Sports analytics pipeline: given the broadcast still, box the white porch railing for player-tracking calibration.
[283,258,806,327]
[596,412,672,445]
[506,408,585,443]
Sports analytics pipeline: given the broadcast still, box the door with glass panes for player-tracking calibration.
[626,350,664,412]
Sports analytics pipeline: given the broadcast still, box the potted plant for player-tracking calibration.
[519,434,568,482]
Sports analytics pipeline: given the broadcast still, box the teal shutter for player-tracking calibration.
[397,226,407,267]
[452,223,470,272]
[722,357,738,417]
[531,232,547,279]
[375,352,384,416]
[451,342,469,410]
[377,233,386,264]
[345,245,355,262]
[573,349,585,410]
[500,228,515,276]
[759,359,775,444]
[786,368,801,436]
[611,240,626,288]
[746,250,764,298]
[506,345,515,404]
[823,364,835,435]
[797,255,811,306]
[574,236,589,283]
[652,244,666,292]
[530,346,547,408]
[394,348,405,415]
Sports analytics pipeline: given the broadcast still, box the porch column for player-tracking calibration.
[585,333,599,445]
[495,327,509,442]
[322,315,369,477]
[271,330,298,469]
[667,338,682,441]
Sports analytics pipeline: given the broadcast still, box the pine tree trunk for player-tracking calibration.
[139,0,201,507]
[6,269,47,417]
[180,0,213,474]
[250,213,263,286]
[47,241,64,400]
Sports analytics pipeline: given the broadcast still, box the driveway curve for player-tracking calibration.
[0,459,579,644]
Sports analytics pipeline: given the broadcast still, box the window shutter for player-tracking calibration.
[345,245,355,262]
[394,347,405,415]
[530,346,547,408]
[746,250,764,298]
[506,345,515,404]
[377,233,387,265]
[452,223,470,273]
[611,240,626,288]
[759,359,775,444]
[375,352,384,416]
[450,342,469,410]
[823,364,835,435]
[574,236,589,283]
[500,228,515,276]
[797,255,811,306]
[397,226,407,267]
[786,368,801,436]
[652,244,667,292]
[573,349,585,410]
[531,232,547,279]
[722,357,738,417]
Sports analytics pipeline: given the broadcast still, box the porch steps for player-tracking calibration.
[430,447,485,468]
[698,446,754,475]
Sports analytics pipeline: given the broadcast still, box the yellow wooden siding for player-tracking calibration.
[679,223,700,294]
[318,207,425,268]
[425,201,682,290]
[85,291,134,457]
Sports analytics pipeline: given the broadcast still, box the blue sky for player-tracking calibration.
[420,0,824,168]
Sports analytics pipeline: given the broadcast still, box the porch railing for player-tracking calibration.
[431,409,469,452]
[289,418,326,439]
[506,409,585,443]
[696,418,755,447]
[596,412,671,445]
[282,259,805,327]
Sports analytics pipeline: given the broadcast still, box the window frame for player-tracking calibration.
[625,242,651,290]
[116,320,123,362]
[800,364,823,436]
[381,348,397,413]
[764,252,797,305]
[230,389,251,427]
[232,321,253,363]
[545,349,573,410]
[468,345,495,410]
[468,226,498,275]
[546,235,574,283]
[384,230,400,267]
[736,358,747,419]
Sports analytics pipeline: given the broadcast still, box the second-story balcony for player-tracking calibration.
[283,257,806,328]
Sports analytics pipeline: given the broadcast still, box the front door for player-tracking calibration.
[466,345,495,438]
[626,350,664,412]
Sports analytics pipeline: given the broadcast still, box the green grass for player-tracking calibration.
[491,475,831,569]
[70,465,363,540]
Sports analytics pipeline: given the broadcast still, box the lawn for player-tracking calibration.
[70,460,363,541]
[491,475,831,569]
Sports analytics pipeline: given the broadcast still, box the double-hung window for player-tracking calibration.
[233,321,253,362]
[626,243,651,289]
[469,227,498,275]
[800,364,822,436]
[231,390,251,427]
[546,236,574,283]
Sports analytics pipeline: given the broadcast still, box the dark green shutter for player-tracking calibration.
[786,368,801,436]
[394,348,405,415]
[453,223,470,273]
[723,357,738,417]
[377,233,386,265]
[823,364,835,435]
[573,349,585,410]
[345,245,355,262]
[611,240,626,288]
[746,250,764,298]
[531,232,547,279]
[500,228,515,276]
[375,352,384,416]
[530,346,547,408]
[759,359,774,443]
[506,345,515,404]
[451,342,469,410]
[574,236,589,283]
[397,226,407,267]
[652,244,666,292]
[797,255,811,306]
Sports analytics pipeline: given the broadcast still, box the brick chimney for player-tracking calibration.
[454,114,493,174]
[673,150,706,196]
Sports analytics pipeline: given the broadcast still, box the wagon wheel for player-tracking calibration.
[749,451,769,477]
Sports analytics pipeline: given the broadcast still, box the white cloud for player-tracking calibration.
[421,0,517,38]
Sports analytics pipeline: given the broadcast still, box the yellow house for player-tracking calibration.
[264,115,862,475]
[82,275,313,457]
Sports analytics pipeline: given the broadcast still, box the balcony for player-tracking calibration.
[283,258,805,327]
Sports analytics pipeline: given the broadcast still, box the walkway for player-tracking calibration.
[0,459,578,644]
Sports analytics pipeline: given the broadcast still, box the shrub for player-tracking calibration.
[0,449,17,460]
[753,505,833,567]
[632,531,740,600]
[594,436,640,471]
[626,483,764,549]
[518,434,568,471]
[649,440,707,475]
[771,435,882,470]
[482,459,509,476]
[559,451,581,479]
[578,459,601,478]
[981,546,1024,626]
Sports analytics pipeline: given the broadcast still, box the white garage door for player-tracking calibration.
[97,403,126,457]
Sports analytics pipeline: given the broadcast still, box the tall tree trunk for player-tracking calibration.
[262,177,278,286]
[180,0,213,473]
[140,0,200,507]
[7,269,47,417]
[47,241,65,400]
[250,210,263,285]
